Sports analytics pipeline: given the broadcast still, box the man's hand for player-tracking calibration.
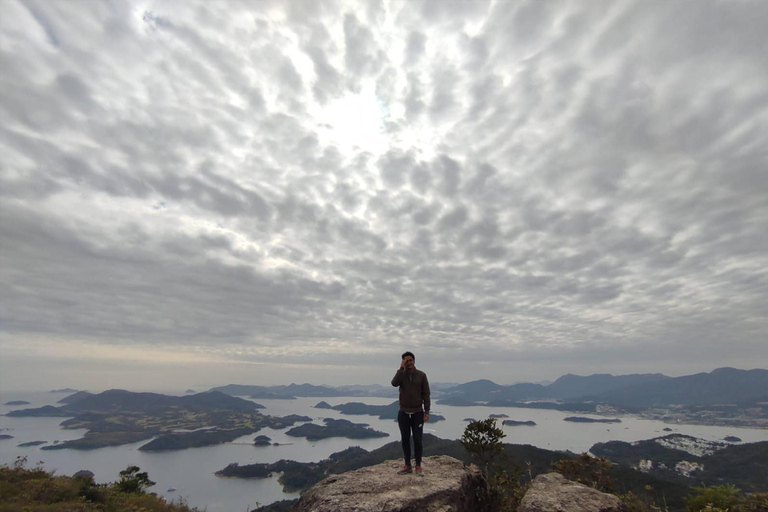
[400,359,406,370]
[424,413,430,422]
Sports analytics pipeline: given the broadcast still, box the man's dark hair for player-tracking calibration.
[401,351,415,361]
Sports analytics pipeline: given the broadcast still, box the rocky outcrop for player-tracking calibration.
[291,455,486,512]
[519,472,625,512]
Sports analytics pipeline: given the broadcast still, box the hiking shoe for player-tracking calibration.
[415,466,424,477]
[397,465,413,475]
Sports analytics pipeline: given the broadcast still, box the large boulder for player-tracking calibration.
[291,455,486,512]
[519,472,625,512]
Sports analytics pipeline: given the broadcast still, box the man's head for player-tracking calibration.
[402,351,415,371]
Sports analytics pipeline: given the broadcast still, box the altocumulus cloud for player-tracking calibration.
[1,0,767,386]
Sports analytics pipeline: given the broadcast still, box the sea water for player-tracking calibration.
[1,391,766,512]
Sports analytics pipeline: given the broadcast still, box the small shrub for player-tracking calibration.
[115,466,155,494]
[685,484,740,511]
[461,418,506,474]
[552,453,613,492]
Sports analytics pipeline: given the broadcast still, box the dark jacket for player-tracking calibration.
[391,368,430,414]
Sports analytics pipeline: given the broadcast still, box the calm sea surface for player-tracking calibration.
[1,390,766,512]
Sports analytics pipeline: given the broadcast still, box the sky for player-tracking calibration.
[1,0,767,393]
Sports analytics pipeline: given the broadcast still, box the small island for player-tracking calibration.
[503,420,536,426]
[18,441,47,447]
[0,435,14,440]
[49,388,78,393]
[563,416,621,423]
[724,436,742,443]
[312,401,445,422]
[4,400,31,406]
[286,418,389,441]
[254,435,272,446]
[489,414,510,419]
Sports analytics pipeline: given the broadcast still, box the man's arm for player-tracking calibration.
[422,373,431,413]
[391,368,405,387]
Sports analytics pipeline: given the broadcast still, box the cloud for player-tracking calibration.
[1,0,766,389]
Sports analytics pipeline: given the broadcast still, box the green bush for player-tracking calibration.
[685,484,740,511]
[461,418,528,512]
[115,465,156,493]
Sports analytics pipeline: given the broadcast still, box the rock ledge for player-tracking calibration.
[519,472,626,512]
[291,455,486,512]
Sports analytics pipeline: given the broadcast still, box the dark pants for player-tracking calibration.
[397,410,424,467]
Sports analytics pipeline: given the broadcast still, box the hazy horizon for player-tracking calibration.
[1,1,766,394]
[1,363,764,395]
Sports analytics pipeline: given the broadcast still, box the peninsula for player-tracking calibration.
[6,389,313,451]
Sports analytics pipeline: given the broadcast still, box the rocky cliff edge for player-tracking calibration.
[291,455,486,512]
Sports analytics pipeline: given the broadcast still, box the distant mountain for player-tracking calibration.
[333,384,398,398]
[547,373,670,399]
[430,382,461,391]
[438,380,551,404]
[209,368,767,410]
[589,368,768,407]
[27,389,263,416]
[447,379,506,394]
[211,383,342,397]
[434,368,767,409]
[211,382,398,398]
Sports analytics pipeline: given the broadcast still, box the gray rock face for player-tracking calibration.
[291,455,486,512]
[519,472,625,512]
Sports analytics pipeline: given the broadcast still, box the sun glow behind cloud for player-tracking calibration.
[314,82,389,156]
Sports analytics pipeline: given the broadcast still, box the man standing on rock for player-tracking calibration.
[391,351,430,477]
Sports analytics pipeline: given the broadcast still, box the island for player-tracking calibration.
[49,388,78,393]
[254,435,272,446]
[503,420,536,426]
[563,416,621,423]
[216,445,371,492]
[724,436,742,442]
[286,418,389,441]
[18,441,47,447]
[250,392,297,399]
[7,389,316,451]
[185,389,196,394]
[489,414,509,419]
[311,401,445,422]
[0,435,14,440]
[4,400,31,406]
